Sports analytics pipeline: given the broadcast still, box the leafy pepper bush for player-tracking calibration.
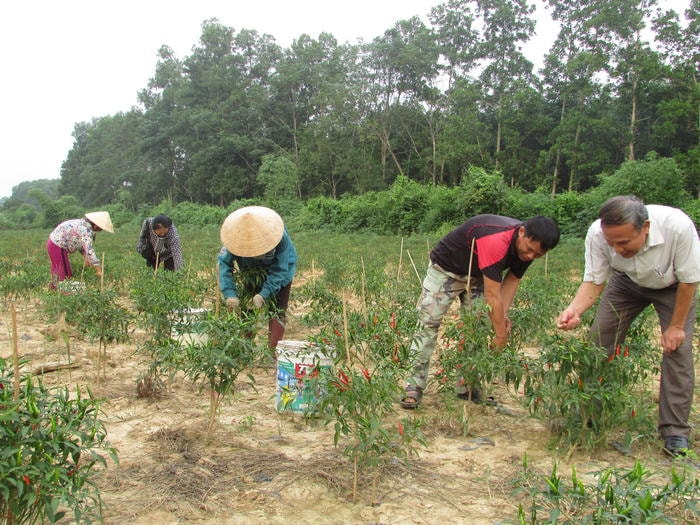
[0,359,117,523]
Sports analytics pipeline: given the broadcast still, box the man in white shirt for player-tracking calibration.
[557,195,700,457]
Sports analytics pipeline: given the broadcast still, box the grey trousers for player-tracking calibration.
[590,271,696,439]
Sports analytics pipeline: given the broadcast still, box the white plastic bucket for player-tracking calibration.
[170,308,209,344]
[276,340,335,413]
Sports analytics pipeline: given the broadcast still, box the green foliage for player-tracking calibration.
[513,458,699,524]
[258,154,300,202]
[457,166,509,216]
[524,332,658,452]
[435,301,529,408]
[594,154,691,207]
[0,361,117,523]
[316,364,426,470]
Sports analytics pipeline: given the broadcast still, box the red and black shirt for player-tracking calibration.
[430,215,530,283]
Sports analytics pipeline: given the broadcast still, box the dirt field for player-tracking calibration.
[2,298,697,525]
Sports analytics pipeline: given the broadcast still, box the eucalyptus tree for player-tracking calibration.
[652,1,699,196]
[545,0,663,169]
[429,0,480,91]
[269,33,366,197]
[60,111,147,207]
[137,44,192,204]
[360,17,440,185]
[178,22,282,204]
[540,23,611,192]
[474,0,538,184]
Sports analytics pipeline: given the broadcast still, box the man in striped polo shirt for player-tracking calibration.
[400,214,560,409]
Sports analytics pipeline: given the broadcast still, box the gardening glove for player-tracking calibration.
[225,296,240,312]
[252,294,265,309]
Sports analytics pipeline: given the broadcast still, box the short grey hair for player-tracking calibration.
[599,195,648,230]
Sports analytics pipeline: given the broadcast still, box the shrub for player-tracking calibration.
[0,360,117,523]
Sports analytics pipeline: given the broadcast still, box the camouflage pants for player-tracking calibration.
[407,264,483,390]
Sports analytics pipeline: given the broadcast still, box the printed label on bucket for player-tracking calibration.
[276,340,334,413]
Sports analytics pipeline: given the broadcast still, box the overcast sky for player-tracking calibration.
[0,0,688,199]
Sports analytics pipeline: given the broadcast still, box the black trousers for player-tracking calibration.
[141,244,175,271]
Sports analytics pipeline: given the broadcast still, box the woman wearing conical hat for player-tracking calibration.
[218,206,297,350]
[46,211,114,289]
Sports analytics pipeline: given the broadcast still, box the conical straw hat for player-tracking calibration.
[84,211,114,233]
[220,206,284,257]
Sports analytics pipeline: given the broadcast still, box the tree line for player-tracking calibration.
[5,0,699,215]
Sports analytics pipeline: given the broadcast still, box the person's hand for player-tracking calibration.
[556,307,580,330]
[490,334,507,351]
[252,294,265,309]
[661,325,685,353]
[225,297,240,312]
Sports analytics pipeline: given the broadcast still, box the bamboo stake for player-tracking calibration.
[352,456,358,502]
[215,261,221,316]
[100,252,105,291]
[360,256,367,319]
[342,291,351,364]
[465,237,476,308]
[11,303,19,401]
[544,252,549,277]
[406,250,422,285]
[154,250,160,275]
[396,237,404,279]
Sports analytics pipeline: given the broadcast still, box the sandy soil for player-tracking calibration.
[1,299,696,525]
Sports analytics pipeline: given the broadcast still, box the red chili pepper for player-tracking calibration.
[623,346,629,357]
[631,409,636,417]
[333,328,342,337]
[390,312,397,330]
[615,345,621,356]
[577,377,584,390]
[23,475,30,485]
[607,353,614,362]
[338,370,349,386]
[397,422,404,436]
[361,368,371,381]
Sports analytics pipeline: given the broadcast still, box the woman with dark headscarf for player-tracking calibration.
[136,214,184,271]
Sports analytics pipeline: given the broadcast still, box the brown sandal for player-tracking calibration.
[400,386,423,409]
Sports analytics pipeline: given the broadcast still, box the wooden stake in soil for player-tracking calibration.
[465,237,476,307]
[215,261,221,316]
[342,291,351,364]
[406,250,422,286]
[100,252,105,291]
[11,303,19,400]
[396,237,404,279]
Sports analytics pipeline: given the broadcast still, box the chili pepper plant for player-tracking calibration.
[178,310,258,440]
[512,455,699,523]
[41,288,132,384]
[523,331,658,453]
[310,299,425,501]
[0,358,118,524]
[436,300,529,406]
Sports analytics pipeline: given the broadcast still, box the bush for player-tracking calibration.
[0,360,117,523]
[594,153,690,207]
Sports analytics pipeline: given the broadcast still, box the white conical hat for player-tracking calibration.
[84,211,114,233]
[220,206,284,257]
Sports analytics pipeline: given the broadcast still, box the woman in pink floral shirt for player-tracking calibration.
[46,211,113,288]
